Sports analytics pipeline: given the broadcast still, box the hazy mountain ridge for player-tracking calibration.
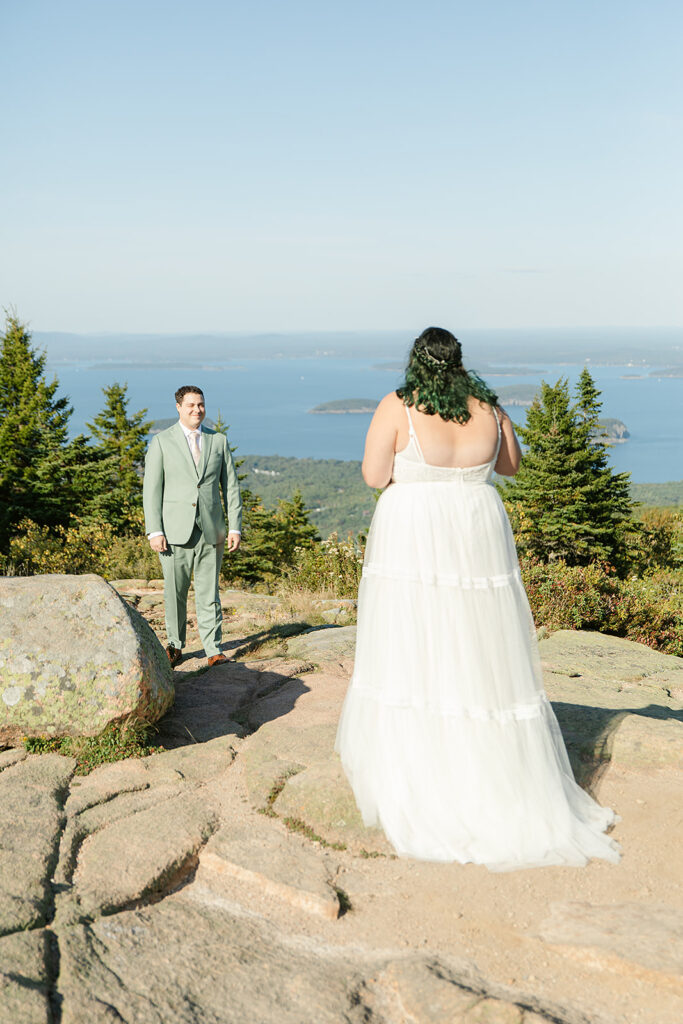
[37,327,683,367]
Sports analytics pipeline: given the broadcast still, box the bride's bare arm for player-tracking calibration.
[494,407,523,476]
[362,393,400,488]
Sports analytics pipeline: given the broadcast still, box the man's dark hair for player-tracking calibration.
[175,385,205,404]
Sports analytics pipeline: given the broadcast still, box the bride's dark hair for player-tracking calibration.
[396,326,498,424]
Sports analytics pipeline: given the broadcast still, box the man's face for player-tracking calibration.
[176,392,206,430]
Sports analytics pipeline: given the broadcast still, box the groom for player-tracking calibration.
[143,386,242,667]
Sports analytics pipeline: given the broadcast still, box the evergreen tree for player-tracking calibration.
[223,488,319,586]
[87,383,150,475]
[0,315,77,548]
[77,383,151,531]
[576,365,602,421]
[212,409,229,436]
[274,489,320,564]
[503,372,633,567]
[223,489,286,584]
[212,409,246,479]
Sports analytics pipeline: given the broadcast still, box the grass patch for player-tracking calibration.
[23,718,165,775]
[265,769,300,809]
[282,816,347,851]
[234,620,314,661]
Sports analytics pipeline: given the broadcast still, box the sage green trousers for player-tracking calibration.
[158,520,225,656]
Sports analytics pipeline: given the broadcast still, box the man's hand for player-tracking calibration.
[149,535,168,553]
[227,532,241,553]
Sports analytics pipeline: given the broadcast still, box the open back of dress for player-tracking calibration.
[335,403,620,869]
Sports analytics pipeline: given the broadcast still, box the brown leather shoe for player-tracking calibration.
[207,653,229,667]
[166,645,183,668]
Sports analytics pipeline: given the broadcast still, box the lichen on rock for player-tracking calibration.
[0,574,174,745]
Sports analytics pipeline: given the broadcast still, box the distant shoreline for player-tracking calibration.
[309,399,379,414]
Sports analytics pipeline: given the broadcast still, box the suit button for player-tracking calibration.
[192,502,196,507]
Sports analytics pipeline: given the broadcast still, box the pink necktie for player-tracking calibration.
[189,431,201,466]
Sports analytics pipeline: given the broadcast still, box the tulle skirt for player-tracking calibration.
[335,480,620,870]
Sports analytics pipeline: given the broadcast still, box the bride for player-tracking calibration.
[335,327,620,870]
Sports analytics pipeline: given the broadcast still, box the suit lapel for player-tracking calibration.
[172,422,199,476]
[197,429,212,481]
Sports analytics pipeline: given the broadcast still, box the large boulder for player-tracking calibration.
[0,574,174,745]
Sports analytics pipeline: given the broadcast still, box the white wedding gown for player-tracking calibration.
[335,405,620,870]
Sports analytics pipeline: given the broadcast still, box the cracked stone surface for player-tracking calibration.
[197,818,341,919]
[0,754,75,935]
[0,583,682,1024]
[0,929,53,1024]
[56,788,219,926]
[57,898,560,1024]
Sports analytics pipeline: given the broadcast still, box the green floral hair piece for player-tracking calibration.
[396,327,498,424]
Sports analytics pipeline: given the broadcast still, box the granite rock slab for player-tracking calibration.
[0,574,175,744]
[0,754,75,936]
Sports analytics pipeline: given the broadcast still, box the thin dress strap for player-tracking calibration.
[492,406,503,460]
[404,404,426,462]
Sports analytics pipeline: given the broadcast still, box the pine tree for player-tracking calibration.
[222,488,319,586]
[223,489,287,584]
[576,365,602,421]
[77,383,151,531]
[212,409,229,436]
[0,315,76,548]
[274,489,320,564]
[573,366,633,567]
[212,409,246,479]
[503,372,633,567]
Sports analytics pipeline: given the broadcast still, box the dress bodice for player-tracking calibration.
[391,405,502,485]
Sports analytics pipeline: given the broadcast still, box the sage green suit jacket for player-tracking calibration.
[143,423,242,545]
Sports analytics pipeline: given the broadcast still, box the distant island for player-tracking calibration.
[649,366,683,378]
[308,395,628,442]
[496,384,539,406]
[594,417,630,443]
[496,386,629,442]
[310,399,379,414]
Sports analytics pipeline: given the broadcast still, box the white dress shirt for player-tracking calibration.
[179,421,203,454]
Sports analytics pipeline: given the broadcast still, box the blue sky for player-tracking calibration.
[1,0,682,333]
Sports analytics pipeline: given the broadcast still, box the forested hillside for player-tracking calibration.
[240,455,373,538]
[630,480,683,506]
[242,455,683,539]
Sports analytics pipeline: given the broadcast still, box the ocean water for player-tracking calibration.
[46,356,682,483]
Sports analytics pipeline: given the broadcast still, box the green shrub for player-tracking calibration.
[622,507,683,574]
[107,527,162,581]
[520,557,617,632]
[282,533,365,598]
[520,557,683,657]
[6,517,118,576]
[3,510,160,581]
[607,571,683,656]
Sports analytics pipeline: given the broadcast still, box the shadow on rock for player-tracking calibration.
[155,661,311,749]
[553,700,683,793]
[224,621,319,660]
